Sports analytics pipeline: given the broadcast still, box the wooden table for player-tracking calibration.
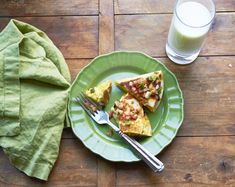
[0,0,235,186]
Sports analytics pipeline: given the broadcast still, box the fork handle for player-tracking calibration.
[108,122,164,172]
[119,131,164,172]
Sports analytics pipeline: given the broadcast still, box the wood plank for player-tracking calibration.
[158,56,235,136]
[0,17,98,58]
[114,0,235,14]
[97,160,116,187]
[0,139,97,186]
[62,127,78,139]
[99,0,115,54]
[115,13,235,57]
[97,0,116,186]
[0,0,98,16]
[116,136,235,186]
[66,59,92,81]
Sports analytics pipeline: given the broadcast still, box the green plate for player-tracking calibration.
[68,51,184,162]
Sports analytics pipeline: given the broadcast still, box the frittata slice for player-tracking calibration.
[85,80,112,105]
[111,93,152,137]
[116,71,163,112]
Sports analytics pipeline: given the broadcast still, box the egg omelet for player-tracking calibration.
[111,93,152,137]
[85,80,112,105]
[115,71,164,112]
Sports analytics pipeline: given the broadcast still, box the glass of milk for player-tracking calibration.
[166,0,215,64]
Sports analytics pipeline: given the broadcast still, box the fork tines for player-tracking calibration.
[76,92,102,114]
[75,94,94,116]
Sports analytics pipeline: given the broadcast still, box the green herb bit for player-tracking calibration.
[89,88,95,93]
[124,120,131,125]
[139,82,145,89]
[148,74,157,82]
[158,87,162,95]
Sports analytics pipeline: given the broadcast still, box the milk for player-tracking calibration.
[168,2,212,56]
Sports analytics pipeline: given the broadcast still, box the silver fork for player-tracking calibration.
[75,93,164,172]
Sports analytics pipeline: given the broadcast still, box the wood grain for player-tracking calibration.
[115,13,235,57]
[0,0,235,186]
[66,59,92,81]
[158,56,235,136]
[97,160,116,187]
[2,137,234,186]
[99,0,115,54]
[0,17,98,59]
[114,0,235,14]
[0,139,97,186]
[97,1,116,187]
[62,128,77,139]
[0,0,98,16]
[116,136,235,186]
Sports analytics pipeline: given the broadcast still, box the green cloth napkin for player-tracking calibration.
[0,19,71,180]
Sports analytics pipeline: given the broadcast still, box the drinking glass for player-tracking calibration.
[166,0,216,65]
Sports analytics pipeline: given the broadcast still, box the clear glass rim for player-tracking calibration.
[174,0,216,28]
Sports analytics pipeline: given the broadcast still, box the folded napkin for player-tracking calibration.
[0,19,71,180]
